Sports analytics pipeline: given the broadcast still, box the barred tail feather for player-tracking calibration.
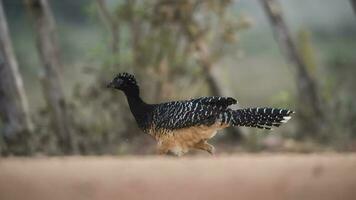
[231,107,294,130]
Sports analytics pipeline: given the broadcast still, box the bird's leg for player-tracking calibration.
[194,140,215,155]
[156,145,182,157]
[156,146,170,155]
[156,141,169,155]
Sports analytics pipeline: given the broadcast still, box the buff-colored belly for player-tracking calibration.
[153,123,228,156]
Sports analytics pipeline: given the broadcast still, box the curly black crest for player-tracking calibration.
[117,72,137,84]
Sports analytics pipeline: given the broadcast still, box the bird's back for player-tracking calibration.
[151,96,236,131]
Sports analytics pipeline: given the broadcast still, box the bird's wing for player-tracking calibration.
[191,96,237,108]
[153,99,226,130]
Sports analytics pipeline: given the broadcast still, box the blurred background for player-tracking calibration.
[0,0,355,156]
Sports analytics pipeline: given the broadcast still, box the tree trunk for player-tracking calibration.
[351,0,356,15]
[0,0,33,155]
[26,0,75,154]
[259,0,324,138]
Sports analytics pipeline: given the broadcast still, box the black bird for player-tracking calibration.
[107,73,294,156]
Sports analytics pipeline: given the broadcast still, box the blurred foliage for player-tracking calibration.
[1,0,356,155]
[20,0,250,155]
[297,29,317,76]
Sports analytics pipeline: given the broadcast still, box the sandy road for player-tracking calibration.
[0,154,356,200]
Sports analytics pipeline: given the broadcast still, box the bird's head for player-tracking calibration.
[107,72,139,95]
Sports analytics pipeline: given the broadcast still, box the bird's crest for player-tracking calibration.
[115,72,137,85]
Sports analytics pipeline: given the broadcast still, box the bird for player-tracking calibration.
[107,72,294,156]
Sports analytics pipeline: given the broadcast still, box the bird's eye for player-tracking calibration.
[117,78,124,85]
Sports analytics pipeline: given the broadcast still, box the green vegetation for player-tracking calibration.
[1,0,356,156]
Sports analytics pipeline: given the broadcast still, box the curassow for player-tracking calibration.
[107,73,294,156]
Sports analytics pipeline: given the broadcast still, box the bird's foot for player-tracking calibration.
[207,144,215,155]
[195,140,215,155]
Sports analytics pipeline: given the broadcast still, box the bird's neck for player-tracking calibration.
[124,91,152,129]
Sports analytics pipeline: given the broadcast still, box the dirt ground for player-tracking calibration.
[0,154,356,200]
